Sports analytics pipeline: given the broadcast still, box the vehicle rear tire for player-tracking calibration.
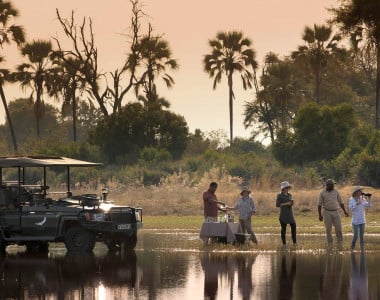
[123,232,137,250]
[26,241,49,253]
[64,226,95,252]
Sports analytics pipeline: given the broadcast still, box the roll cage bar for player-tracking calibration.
[0,156,102,195]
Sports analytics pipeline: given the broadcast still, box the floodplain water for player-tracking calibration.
[1,229,380,300]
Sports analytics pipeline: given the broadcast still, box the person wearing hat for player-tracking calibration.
[348,186,372,251]
[318,179,349,247]
[228,187,258,244]
[276,181,296,246]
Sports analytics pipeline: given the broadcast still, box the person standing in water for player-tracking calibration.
[276,181,296,246]
[348,186,372,252]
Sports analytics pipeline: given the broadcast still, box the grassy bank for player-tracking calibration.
[142,213,380,234]
[140,213,380,252]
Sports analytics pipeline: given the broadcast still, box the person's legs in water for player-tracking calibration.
[280,220,287,245]
[351,223,359,250]
[290,222,297,244]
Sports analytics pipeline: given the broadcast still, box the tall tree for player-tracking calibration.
[0,0,25,151]
[291,24,344,104]
[244,53,305,143]
[55,1,175,115]
[134,27,178,102]
[90,101,188,164]
[49,56,85,141]
[55,10,109,116]
[332,0,380,128]
[137,86,170,111]
[12,40,58,137]
[203,31,258,142]
[4,97,59,147]
[272,102,356,166]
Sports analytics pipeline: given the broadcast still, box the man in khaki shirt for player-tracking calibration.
[318,179,349,246]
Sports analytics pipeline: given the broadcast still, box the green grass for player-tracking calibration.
[140,212,380,252]
[142,212,380,234]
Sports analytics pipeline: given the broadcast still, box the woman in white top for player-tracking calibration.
[348,186,372,251]
[229,187,258,244]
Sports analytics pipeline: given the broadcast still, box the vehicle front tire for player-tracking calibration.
[64,226,96,252]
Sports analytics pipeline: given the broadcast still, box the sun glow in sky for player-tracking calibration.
[7,0,337,140]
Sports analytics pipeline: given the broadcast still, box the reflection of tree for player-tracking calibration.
[278,254,296,300]
[236,254,256,300]
[349,253,368,300]
[318,255,346,300]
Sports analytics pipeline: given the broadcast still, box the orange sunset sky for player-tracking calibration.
[7,0,338,141]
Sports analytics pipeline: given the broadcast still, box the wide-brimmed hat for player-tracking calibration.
[326,179,336,185]
[280,181,291,190]
[240,187,251,195]
[352,186,363,194]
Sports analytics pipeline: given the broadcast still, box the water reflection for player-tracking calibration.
[201,254,230,300]
[278,254,296,300]
[0,250,137,299]
[3,230,380,299]
[318,254,348,300]
[349,253,368,300]
[201,253,257,300]
[236,255,256,300]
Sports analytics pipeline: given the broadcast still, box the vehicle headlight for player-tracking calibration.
[135,211,141,222]
[84,212,105,221]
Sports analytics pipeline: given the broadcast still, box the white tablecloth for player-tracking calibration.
[199,222,242,244]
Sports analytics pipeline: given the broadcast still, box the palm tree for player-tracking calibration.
[332,0,380,128]
[12,40,57,137]
[134,30,178,103]
[203,31,258,142]
[291,24,344,104]
[137,85,170,111]
[0,0,25,151]
[49,56,86,141]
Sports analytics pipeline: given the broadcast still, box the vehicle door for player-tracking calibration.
[20,205,61,237]
[0,187,21,233]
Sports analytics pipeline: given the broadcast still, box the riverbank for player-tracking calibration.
[142,214,380,233]
[141,214,380,252]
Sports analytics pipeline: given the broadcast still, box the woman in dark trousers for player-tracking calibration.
[276,181,297,246]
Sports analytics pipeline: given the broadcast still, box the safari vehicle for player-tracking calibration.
[0,156,143,253]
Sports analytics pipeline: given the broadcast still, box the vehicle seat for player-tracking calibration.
[0,187,12,207]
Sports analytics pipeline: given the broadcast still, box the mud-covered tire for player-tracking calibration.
[123,233,137,250]
[26,241,49,253]
[64,226,96,252]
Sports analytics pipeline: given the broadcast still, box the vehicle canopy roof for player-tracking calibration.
[0,156,102,168]
[0,156,102,193]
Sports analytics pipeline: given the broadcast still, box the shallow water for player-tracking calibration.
[1,230,380,300]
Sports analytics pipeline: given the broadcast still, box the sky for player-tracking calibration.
[6,0,338,141]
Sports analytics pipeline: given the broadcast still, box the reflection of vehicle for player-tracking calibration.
[0,156,143,252]
[0,250,137,299]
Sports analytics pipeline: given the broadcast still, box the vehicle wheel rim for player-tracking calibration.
[73,233,86,248]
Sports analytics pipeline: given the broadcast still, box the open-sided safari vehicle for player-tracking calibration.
[0,156,143,253]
